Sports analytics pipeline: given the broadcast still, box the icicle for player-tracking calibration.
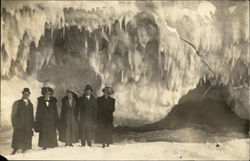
[62,26,65,40]
[95,34,99,54]
[108,22,112,35]
[101,26,109,41]
[78,24,82,31]
[50,24,53,39]
[118,17,123,31]
[121,69,124,83]
[85,36,88,49]
[159,51,162,77]
[128,51,133,70]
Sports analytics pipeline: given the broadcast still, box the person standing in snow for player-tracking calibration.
[35,87,59,149]
[11,88,34,154]
[78,85,97,147]
[95,87,115,148]
[59,88,79,146]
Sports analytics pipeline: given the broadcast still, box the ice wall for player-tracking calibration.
[1,1,249,127]
[227,86,250,120]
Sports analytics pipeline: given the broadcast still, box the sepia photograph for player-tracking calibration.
[0,0,249,160]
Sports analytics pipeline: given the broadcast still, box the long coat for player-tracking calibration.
[95,96,115,144]
[59,95,79,143]
[35,96,59,148]
[11,99,34,150]
[78,94,97,141]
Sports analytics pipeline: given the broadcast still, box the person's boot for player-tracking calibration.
[65,143,68,147]
[11,148,17,155]
[81,140,86,147]
[43,147,47,150]
[107,144,109,147]
[21,149,26,153]
[69,143,73,147]
[102,144,106,148]
[87,141,92,147]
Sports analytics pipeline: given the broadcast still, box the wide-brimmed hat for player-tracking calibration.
[65,87,78,99]
[84,84,93,92]
[22,88,31,94]
[102,86,114,95]
[66,87,77,95]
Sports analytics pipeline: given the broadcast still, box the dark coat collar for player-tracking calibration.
[19,98,32,106]
[100,95,111,100]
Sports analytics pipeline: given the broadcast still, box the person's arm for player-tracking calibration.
[53,98,59,122]
[77,97,81,122]
[96,98,100,121]
[11,101,19,128]
[74,97,79,122]
[111,99,115,113]
[52,98,60,132]
[35,98,42,132]
[30,103,34,135]
[60,98,65,120]
[107,98,115,113]
[93,98,98,127]
[31,103,34,128]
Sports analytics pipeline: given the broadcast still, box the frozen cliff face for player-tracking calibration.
[1,1,249,127]
[227,86,250,120]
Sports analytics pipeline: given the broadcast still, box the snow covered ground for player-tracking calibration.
[1,130,249,160]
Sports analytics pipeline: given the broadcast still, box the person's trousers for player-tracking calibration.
[81,140,92,146]
[80,126,94,147]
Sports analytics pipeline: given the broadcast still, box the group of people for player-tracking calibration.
[11,84,116,154]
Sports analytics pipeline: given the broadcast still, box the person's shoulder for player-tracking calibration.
[14,99,22,105]
[90,95,97,101]
[50,96,57,102]
[110,97,115,101]
[73,93,78,99]
[62,96,68,101]
[78,95,85,103]
[16,99,22,102]
[79,95,84,99]
[38,96,44,101]
[28,99,33,105]
[97,95,104,100]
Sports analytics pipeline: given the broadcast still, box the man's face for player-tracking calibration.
[103,90,108,96]
[22,93,30,99]
[45,93,51,99]
[85,90,92,95]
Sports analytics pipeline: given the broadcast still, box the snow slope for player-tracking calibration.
[4,139,249,160]
[1,129,249,160]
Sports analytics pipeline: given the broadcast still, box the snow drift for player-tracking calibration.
[1,1,249,127]
[3,137,250,160]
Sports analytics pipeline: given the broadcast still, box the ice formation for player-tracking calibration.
[1,1,249,127]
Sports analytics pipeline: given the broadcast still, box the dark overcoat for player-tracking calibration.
[11,99,34,150]
[35,96,59,148]
[78,94,97,141]
[59,95,79,143]
[95,95,115,144]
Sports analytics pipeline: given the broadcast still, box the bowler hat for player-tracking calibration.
[84,84,93,92]
[22,88,31,94]
[41,87,47,95]
[47,87,54,95]
[41,86,54,95]
[102,86,114,95]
